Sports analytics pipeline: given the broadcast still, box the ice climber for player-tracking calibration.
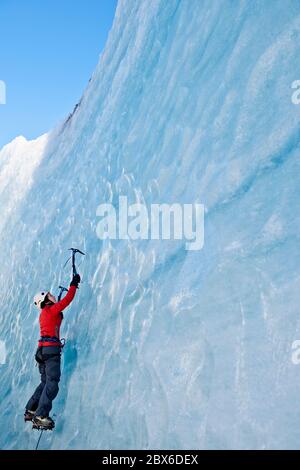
[24,273,80,430]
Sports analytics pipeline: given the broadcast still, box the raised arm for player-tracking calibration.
[50,274,80,314]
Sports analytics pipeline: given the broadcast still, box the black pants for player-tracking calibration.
[26,347,61,417]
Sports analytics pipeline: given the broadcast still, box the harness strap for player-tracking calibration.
[39,336,64,347]
[40,336,60,343]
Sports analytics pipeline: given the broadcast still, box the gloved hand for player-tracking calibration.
[70,273,81,288]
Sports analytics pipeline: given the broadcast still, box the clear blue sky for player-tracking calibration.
[0,0,117,149]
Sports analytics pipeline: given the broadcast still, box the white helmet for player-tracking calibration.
[34,291,47,309]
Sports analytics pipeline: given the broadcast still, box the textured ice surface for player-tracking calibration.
[1,0,300,450]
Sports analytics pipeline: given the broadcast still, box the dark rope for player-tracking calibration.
[35,430,43,450]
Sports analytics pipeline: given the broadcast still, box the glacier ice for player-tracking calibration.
[1,0,300,450]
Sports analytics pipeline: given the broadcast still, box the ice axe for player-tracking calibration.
[58,285,68,301]
[63,248,85,276]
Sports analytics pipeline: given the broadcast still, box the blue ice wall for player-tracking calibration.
[1,0,300,449]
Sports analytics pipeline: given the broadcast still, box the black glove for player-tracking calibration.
[70,273,81,288]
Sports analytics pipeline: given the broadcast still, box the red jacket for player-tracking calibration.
[38,285,77,347]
